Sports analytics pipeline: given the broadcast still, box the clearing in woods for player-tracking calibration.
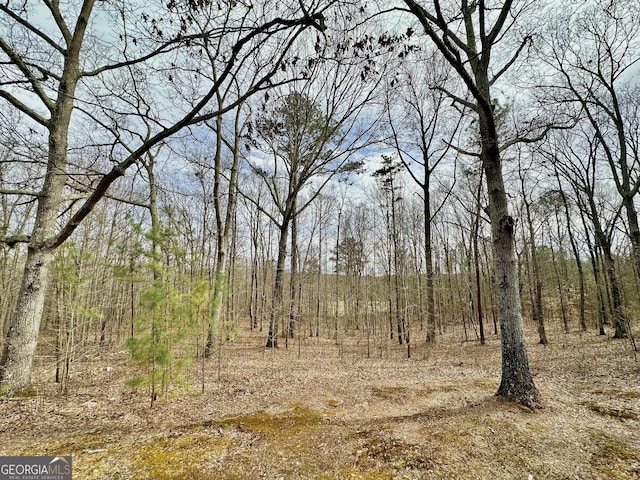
[1,326,639,479]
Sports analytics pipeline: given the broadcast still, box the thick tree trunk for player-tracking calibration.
[1,118,70,393]
[400,0,538,406]
[480,113,539,407]
[0,0,94,393]
[602,245,627,339]
[0,247,54,390]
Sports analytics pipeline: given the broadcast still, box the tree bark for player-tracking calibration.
[266,221,289,348]
[0,0,92,389]
[0,247,55,391]
[402,0,539,407]
[481,111,538,405]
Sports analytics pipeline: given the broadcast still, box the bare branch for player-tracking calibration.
[499,120,576,153]
[486,0,515,45]
[0,3,66,53]
[49,13,322,249]
[490,35,530,86]
[0,234,30,247]
[432,85,478,112]
[0,37,55,113]
[42,0,72,45]
[0,90,49,126]
[0,187,38,196]
[443,140,481,158]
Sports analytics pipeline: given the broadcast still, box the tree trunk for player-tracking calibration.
[550,244,569,334]
[205,108,242,355]
[472,170,485,345]
[480,111,539,406]
[528,223,547,345]
[401,0,538,406]
[473,220,485,345]
[602,244,627,339]
[622,193,640,285]
[585,191,627,338]
[315,218,323,338]
[288,198,299,341]
[0,0,94,393]
[1,123,68,392]
[424,181,437,343]
[249,211,260,330]
[0,247,55,391]
[266,221,289,348]
[558,183,586,331]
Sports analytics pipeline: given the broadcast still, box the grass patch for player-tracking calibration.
[22,432,109,456]
[370,385,413,400]
[131,433,233,480]
[211,404,321,435]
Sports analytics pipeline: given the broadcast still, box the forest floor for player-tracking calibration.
[1,323,640,480]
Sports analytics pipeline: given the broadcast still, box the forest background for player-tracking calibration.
[2,0,640,477]
[0,0,639,415]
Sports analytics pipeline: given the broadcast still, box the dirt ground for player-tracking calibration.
[1,324,639,479]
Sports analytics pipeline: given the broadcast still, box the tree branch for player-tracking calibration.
[486,0,515,45]
[0,187,38,196]
[48,13,321,249]
[490,35,530,86]
[0,90,49,126]
[499,120,576,153]
[0,235,30,248]
[443,140,481,158]
[0,37,55,113]
[432,85,478,112]
[0,3,66,53]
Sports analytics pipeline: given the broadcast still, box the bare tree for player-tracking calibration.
[373,155,409,348]
[385,50,463,344]
[516,149,548,345]
[250,89,367,348]
[0,0,331,392]
[544,128,627,338]
[539,0,640,292]
[399,0,540,406]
